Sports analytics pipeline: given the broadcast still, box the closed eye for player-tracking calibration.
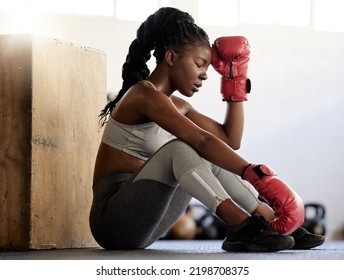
[195,60,206,68]
[195,56,210,69]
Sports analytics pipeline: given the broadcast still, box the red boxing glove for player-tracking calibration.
[212,36,251,102]
[242,164,304,235]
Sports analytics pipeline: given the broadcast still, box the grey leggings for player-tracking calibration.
[89,139,259,249]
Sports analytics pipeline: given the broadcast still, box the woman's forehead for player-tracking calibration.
[184,44,212,60]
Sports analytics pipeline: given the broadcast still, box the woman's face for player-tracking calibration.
[169,43,212,97]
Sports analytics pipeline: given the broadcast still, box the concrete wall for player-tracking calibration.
[1,1,343,239]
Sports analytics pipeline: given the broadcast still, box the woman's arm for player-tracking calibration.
[172,96,245,150]
[137,87,304,235]
[139,91,249,175]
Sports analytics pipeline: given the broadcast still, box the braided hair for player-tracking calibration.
[98,7,210,126]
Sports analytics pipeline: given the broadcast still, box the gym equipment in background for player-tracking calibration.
[302,203,326,236]
[162,204,227,240]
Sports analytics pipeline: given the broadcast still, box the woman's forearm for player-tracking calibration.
[222,101,245,150]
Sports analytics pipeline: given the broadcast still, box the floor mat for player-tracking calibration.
[1,240,344,260]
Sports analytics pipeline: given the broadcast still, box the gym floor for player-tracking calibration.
[1,240,344,260]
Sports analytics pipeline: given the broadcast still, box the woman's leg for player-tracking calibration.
[204,161,325,249]
[91,140,248,249]
[204,160,275,221]
[132,140,249,227]
[91,139,294,252]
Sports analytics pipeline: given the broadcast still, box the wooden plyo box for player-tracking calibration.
[0,35,106,249]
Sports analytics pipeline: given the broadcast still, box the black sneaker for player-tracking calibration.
[290,227,325,249]
[222,214,295,252]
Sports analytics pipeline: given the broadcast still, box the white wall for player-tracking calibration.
[1,1,343,239]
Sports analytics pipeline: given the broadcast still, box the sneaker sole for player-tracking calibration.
[292,237,325,250]
[222,237,295,253]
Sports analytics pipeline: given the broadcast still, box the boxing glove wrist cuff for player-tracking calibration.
[242,164,305,235]
[221,77,251,102]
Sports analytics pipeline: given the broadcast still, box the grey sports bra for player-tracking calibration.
[101,116,175,161]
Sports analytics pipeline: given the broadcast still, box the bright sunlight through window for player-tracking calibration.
[115,0,171,22]
[0,0,114,16]
[0,0,114,34]
[314,0,344,32]
[240,0,311,26]
[198,0,238,27]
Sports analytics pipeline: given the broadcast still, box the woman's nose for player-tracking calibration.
[200,72,208,80]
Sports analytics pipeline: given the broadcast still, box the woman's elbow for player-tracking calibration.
[227,139,242,150]
[222,133,242,151]
[232,145,240,151]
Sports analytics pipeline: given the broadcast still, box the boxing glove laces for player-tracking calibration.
[212,36,251,102]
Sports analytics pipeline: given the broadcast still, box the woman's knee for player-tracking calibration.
[163,139,195,153]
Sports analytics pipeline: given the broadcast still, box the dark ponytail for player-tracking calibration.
[98,7,209,126]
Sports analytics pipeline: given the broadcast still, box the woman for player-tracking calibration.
[90,7,324,252]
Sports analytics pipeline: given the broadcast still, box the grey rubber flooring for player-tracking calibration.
[1,240,343,260]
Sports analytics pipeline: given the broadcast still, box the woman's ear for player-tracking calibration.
[165,49,177,66]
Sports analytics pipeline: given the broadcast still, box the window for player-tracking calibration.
[314,0,344,32]
[0,0,114,34]
[274,0,310,26]
[115,0,171,21]
[198,0,310,27]
[240,0,311,26]
[0,0,114,16]
[240,0,274,24]
[198,0,239,27]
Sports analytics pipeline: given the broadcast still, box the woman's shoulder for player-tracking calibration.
[170,95,193,115]
[116,82,194,121]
